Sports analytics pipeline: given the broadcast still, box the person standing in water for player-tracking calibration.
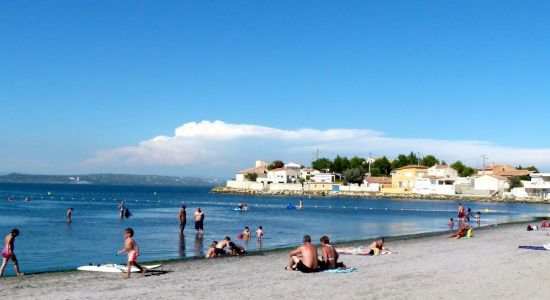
[457,203,465,221]
[179,206,187,235]
[195,208,204,234]
[118,201,126,219]
[0,229,23,277]
[66,208,74,223]
[116,228,145,279]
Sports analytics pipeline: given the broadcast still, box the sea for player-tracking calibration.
[0,183,548,276]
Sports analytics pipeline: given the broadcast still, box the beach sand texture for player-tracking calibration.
[1,223,549,300]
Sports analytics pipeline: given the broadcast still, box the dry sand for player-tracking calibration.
[1,223,550,300]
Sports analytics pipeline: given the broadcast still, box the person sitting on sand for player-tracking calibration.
[228,242,246,256]
[242,227,251,239]
[319,236,344,270]
[214,237,231,256]
[205,241,218,258]
[336,237,390,255]
[541,218,549,228]
[286,235,319,273]
[448,223,471,239]
[0,229,23,277]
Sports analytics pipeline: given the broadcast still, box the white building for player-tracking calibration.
[474,174,510,193]
[363,176,392,192]
[233,160,268,182]
[284,162,302,169]
[511,173,550,199]
[428,165,458,182]
[413,176,456,195]
[300,168,320,180]
[257,168,301,184]
[313,173,336,183]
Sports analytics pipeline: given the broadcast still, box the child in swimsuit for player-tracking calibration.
[117,228,145,278]
[0,229,23,277]
[256,226,263,240]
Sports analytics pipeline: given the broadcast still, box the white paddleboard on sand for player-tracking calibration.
[77,264,163,273]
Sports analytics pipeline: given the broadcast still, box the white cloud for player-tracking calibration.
[85,120,550,174]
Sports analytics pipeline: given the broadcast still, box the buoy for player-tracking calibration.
[484,209,489,213]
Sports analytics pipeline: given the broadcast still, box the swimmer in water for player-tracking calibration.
[242,226,251,239]
[179,206,187,235]
[118,201,126,219]
[0,229,23,277]
[7,196,13,203]
[66,208,73,223]
[256,226,264,240]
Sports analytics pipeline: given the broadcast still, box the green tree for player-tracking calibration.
[267,160,284,170]
[245,172,258,181]
[390,154,412,170]
[349,156,366,172]
[421,155,439,167]
[451,161,476,177]
[343,167,364,185]
[332,156,350,173]
[508,176,523,189]
[372,156,392,176]
[311,158,332,172]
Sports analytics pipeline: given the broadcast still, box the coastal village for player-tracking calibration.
[222,159,550,200]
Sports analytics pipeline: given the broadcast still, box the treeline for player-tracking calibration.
[311,152,480,182]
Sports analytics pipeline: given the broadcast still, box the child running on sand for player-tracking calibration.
[116,228,145,279]
[256,226,263,240]
[0,229,23,277]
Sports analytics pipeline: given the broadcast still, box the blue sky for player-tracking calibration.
[1,1,550,176]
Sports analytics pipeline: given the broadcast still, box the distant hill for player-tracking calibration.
[0,173,220,187]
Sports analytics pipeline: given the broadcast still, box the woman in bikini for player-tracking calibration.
[0,229,23,277]
[319,236,344,270]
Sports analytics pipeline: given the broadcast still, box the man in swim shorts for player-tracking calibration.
[195,208,204,234]
[287,235,319,273]
[117,228,145,279]
[0,229,23,277]
[214,237,230,256]
[179,206,187,235]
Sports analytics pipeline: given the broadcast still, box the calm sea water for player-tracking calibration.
[0,183,548,276]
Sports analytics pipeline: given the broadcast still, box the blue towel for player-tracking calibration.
[518,245,547,250]
[324,268,357,273]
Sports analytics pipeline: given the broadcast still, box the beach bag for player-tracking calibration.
[466,228,473,238]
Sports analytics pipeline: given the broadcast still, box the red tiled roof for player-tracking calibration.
[435,164,449,169]
[396,165,429,170]
[364,176,392,184]
[237,166,267,174]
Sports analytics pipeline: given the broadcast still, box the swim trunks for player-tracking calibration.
[1,248,12,258]
[195,220,204,230]
[128,250,138,263]
[296,261,318,273]
[214,248,225,255]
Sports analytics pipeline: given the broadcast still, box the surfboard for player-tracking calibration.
[77,264,163,273]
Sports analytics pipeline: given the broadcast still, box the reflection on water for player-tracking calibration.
[194,233,204,257]
[178,234,186,257]
[0,183,548,275]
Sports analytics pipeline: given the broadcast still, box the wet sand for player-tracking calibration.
[1,223,549,299]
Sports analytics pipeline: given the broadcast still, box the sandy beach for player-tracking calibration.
[1,222,549,299]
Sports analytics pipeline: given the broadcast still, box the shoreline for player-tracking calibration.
[211,186,550,204]
[2,220,550,299]
[1,217,537,278]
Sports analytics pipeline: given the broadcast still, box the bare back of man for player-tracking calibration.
[287,235,318,273]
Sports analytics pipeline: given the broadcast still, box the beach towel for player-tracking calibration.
[518,246,547,251]
[324,268,358,273]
